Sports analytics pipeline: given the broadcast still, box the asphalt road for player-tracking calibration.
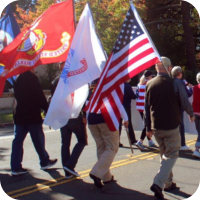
[0,125,199,200]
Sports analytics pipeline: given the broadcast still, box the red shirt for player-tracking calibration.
[192,84,200,113]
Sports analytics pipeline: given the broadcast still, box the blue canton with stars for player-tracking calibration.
[113,8,144,54]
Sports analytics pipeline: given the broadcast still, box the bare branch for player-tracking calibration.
[148,4,181,12]
[145,19,180,25]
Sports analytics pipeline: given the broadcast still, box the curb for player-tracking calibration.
[0,118,45,128]
[0,122,14,128]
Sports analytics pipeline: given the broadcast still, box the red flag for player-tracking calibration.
[0,0,75,96]
[85,4,160,131]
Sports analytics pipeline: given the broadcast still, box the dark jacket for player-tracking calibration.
[145,73,193,131]
[123,82,136,108]
[13,71,48,124]
[145,75,180,131]
[50,75,60,96]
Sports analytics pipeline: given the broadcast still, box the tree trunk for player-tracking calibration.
[181,1,197,70]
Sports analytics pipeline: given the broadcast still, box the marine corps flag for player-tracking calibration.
[0,5,20,85]
[0,0,75,96]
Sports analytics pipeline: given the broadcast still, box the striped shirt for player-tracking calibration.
[136,84,146,112]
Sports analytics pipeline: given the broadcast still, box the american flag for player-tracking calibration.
[85,3,161,131]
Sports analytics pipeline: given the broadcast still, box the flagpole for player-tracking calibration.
[87,2,108,60]
[126,128,134,154]
[72,0,76,30]
[130,1,171,76]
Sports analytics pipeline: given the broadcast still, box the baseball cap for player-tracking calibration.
[144,70,154,78]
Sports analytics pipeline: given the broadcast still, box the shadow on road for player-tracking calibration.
[48,178,165,200]
[0,147,9,161]
[179,150,200,161]
[164,187,191,199]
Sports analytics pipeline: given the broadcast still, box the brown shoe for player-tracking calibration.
[164,182,177,192]
[150,184,164,199]
[89,174,103,189]
[119,143,123,147]
[103,176,115,184]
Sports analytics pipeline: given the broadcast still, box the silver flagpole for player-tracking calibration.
[87,2,108,60]
[72,0,76,30]
[130,1,171,76]
[126,128,134,154]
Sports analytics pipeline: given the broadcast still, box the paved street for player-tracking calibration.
[0,125,199,200]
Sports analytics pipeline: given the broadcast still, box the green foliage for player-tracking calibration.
[75,0,143,54]
[8,0,200,82]
[39,63,59,90]
[0,113,13,124]
[144,0,200,70]
[183,70,200,85]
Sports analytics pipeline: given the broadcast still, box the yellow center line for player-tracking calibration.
[7,139,196,198]
[7,151,157,196]
[10,154,160,199]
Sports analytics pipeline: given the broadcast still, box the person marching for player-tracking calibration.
[145,57,194,199]
[51,62,87,179]
[135,70,157,150]
[11,69,57,176]
[88,83,128,188]
[119,79,137,147]
[171,66,193,151]
[192,72,200,158]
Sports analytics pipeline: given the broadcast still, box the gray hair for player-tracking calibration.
[171,66,182,78]
[197,72,200,84]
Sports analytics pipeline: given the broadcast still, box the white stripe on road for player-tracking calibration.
[0,130,56,140]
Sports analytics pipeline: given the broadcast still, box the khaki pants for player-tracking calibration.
[89,123,119,182]
[153,126,181,189]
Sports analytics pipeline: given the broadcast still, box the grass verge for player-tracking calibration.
[0,112,13,124]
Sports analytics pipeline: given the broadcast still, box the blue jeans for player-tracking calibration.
[180,111,186,146]
[60,115,87,168]
[195,114,200,148]
[11,124,50,170]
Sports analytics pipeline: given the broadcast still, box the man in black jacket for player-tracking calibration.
[11,69,57,176]
[145,57,194,199]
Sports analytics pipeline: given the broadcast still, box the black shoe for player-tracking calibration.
[150,184,164,199]
[11,168,28,176]
[63,165,80,177]
[164,182,177,192]
[103,176,115,184]
[119,143,123,147]
[89,174,103,189]
[41,159,58,170]
[65,171,75,179]
[131,140,138,145]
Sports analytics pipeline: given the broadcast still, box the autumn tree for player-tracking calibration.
[144,0,200,74]
[75,0,145,54]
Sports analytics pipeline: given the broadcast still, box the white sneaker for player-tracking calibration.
[136,141,145,150]
[148,140,158,148]
[180,145,190,151]
[192,150,200,158]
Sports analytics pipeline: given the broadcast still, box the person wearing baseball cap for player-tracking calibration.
[136,70,157,151]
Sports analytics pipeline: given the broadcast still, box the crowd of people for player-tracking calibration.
[9,56,200,199]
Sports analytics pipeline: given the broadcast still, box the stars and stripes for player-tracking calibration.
[85,3,161,131]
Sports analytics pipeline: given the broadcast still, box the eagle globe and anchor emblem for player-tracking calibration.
[17,28,47,55]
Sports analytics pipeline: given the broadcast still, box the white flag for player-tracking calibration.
[44,3,106,129]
